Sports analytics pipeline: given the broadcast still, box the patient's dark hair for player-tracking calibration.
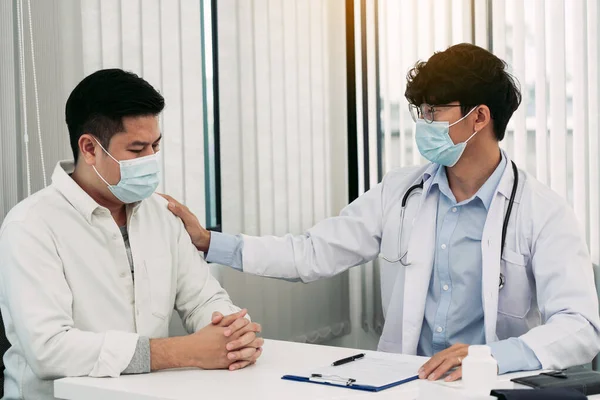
[65,68,164,162]
[404,43,521,141]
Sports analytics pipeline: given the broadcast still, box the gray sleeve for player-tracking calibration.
[122,336,151,374]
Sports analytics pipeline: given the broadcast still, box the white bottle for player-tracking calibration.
[462,345,498,397]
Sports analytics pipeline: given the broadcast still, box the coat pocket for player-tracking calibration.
[497,248,532,318]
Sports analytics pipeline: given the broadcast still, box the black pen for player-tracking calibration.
[332,353,365,366]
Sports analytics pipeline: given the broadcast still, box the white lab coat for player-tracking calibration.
[241,155,600,370]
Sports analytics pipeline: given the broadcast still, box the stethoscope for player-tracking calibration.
[383,161,519,290]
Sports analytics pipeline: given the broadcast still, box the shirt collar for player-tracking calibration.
[52,161,101,224]
[476,151,507,209]
[424,151,508,210]
[51,161,142,224]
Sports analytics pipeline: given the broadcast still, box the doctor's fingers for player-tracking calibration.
[428,356,463,381]
[444,366,463,382]
[419,344,469,379]
[159,194,188,214]
[158,193,174,203]
[419,359,442,380]
[418,354,445,379]
[160,194,203,230]
[418,350,459,379]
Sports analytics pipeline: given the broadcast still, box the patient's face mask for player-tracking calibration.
[92,139,161,204]
[415,106,479,167]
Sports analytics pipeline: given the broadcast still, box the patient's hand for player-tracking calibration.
[159,194,211,252]
[187,324,232,369]
[150,322,232,371]
[212,310,264,371]
[149,309,262,372]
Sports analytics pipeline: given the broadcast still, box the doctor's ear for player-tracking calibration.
[473,105,491,133]
[78,134,99,166]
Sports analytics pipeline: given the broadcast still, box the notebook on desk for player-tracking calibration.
[282,354,421,392]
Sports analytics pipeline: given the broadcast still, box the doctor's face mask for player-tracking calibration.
[414,105,479,167]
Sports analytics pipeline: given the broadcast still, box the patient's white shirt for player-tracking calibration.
[0,161,239,400]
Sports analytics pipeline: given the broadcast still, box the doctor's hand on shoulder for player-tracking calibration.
[159,194,211,252]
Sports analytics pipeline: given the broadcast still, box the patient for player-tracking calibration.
[0,69,263,400]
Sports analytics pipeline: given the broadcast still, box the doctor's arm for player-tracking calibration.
[484,203,600,375]
[515,204,600,371]
[162,182,384,282]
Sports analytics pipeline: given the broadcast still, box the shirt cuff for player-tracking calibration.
[489,337,542,374]
[205,232,244,271]
[122,336,151,374]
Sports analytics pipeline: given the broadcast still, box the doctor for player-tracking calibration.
[163,43,600,381]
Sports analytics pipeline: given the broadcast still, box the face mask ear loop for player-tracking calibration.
[464,130,478,144]
[448,105,479,128]
[91,138,118,187]
[93,138,120,164]
[92,165,112,187]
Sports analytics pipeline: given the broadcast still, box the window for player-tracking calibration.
[202,0,221,231]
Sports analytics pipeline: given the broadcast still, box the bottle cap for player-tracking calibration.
[468,345,492,357]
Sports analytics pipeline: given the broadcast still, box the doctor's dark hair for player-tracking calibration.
[404,43,521,141]
[65,68,164,163]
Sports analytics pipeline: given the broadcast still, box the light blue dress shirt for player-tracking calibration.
[206,154,541,374]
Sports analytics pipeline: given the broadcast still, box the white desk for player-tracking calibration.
[54,339,600,400]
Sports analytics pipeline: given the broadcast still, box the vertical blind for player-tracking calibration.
[217,0,351,344]
[0,0,21,225]
[588,0,600,266]
[0,0,82,225]
[493,0,600,264]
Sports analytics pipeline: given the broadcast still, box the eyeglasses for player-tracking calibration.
[408,104,464,124]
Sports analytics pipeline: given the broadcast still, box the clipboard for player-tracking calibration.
[281,354,420,392]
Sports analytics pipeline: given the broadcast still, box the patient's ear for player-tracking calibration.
[78,134,99,166]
